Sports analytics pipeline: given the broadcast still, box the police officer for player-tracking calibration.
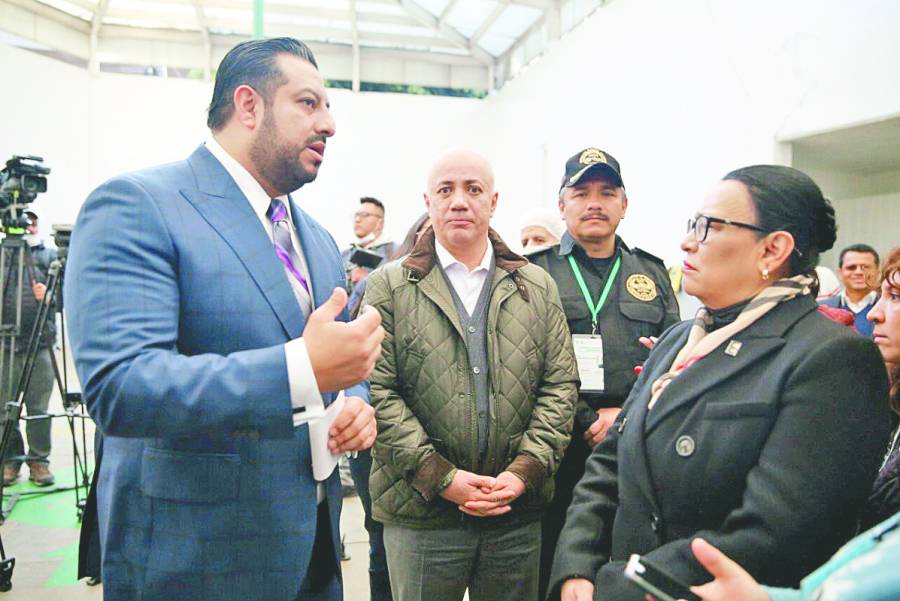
[528,148,679,598]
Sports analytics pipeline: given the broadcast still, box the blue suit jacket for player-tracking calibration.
[64,145,364,601]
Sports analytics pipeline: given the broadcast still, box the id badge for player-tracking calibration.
[572,334,604,393]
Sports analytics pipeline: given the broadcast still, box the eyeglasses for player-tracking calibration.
[354,211,383,220]
[686,215,770,243]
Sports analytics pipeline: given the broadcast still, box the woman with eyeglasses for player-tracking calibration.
[550,165,890,601]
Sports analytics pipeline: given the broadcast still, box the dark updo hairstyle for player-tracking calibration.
[723,165,837,290]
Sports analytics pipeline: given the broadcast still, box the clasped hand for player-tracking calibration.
[328,395,376,453]
[440,469,526,517]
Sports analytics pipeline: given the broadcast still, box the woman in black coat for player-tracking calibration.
[549,165,890,601]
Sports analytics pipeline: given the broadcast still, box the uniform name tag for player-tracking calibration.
[573,334,605,393]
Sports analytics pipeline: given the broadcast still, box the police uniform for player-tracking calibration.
[530,233,679,419]
[530,146,681,599]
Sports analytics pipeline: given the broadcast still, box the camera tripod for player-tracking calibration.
[0,234,92,592]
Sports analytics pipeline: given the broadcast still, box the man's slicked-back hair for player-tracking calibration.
[207,37,318,131]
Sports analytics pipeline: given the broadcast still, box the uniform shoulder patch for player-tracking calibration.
[633,247,666,268]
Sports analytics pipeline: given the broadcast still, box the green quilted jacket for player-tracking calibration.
[364,228,579,529]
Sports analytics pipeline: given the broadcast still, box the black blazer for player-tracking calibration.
[548,295,890,600]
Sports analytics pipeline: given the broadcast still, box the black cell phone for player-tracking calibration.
[348,247,384,270]
[624,554,701,601]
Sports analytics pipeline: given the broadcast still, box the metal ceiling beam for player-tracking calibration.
[397,0,495,66]
[438,0,460,23]
[350,0,360,92]
[471,2,507,45]
[96,11,459,51]
[133,0,422,29]
[4,0,90,31]
[509,0,552,8]
[545,0,561,42]
[88,0,110,74]
[94,25,486,68]
[192,0,212,80]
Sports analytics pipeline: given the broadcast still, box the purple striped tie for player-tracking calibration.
[267,198,310,294]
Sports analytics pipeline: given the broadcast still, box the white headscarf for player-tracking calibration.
[519,207,565,242]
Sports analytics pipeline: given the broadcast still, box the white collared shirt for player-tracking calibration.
[204,136,324,429]
[435,238,493,315]
[841,289,878,314]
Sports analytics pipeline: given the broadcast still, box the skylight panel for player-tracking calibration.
[357,22,440,38]
[476,4,542,57]
[414,0,450,17]
[486,4,541,37]
[356,1,408,16]
[445,0,498,38]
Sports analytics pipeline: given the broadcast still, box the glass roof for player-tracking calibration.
[9,0,605,89]
[28,0,546,58]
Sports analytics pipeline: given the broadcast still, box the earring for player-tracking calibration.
[761,268,770,280]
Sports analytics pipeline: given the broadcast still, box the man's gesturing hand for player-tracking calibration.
[329,396,376,453]
[305,287,384,392]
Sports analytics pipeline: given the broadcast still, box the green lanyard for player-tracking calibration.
[567,255,621,334]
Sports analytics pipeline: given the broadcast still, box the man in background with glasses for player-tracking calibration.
[528,147,680,598]
[342,197,396,287]
[819,244,881,337]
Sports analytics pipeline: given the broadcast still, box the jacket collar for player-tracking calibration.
[181,144,307,340]
[402,227,527,281]
[557,231,628,258]
[643,294,819,433]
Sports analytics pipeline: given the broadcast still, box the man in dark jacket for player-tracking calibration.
[528,148,679,597]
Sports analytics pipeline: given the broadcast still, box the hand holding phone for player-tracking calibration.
[624,554,701,601]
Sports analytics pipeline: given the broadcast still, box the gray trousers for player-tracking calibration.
[1,349,53,466]
[383,519,541,601]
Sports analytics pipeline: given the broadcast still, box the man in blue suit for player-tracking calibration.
[65,38,384,601]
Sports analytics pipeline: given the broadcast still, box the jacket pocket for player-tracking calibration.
[702,401,776,420]
[619,300,664,324]
[141,448,240,503]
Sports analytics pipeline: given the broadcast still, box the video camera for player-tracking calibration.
[0,155,50,232]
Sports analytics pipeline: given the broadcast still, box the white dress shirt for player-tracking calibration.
[204,136,325,428]
[841,289,878,314]
[435,238,493,315]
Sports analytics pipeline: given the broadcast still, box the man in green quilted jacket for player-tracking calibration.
[363,149,579,601]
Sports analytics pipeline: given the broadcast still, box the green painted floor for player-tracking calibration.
[0,386,372,600]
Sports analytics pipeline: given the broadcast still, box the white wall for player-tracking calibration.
[0,42,482,248]
[477,0,900,263]
[825,191,900,270]
[3,0,900,259]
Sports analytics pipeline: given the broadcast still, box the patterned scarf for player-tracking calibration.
[648,274,814,409]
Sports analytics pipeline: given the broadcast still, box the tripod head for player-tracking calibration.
[0,155,49,236]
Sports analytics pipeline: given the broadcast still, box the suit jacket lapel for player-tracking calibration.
[181,145,305,340]
[643,295,818,433]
